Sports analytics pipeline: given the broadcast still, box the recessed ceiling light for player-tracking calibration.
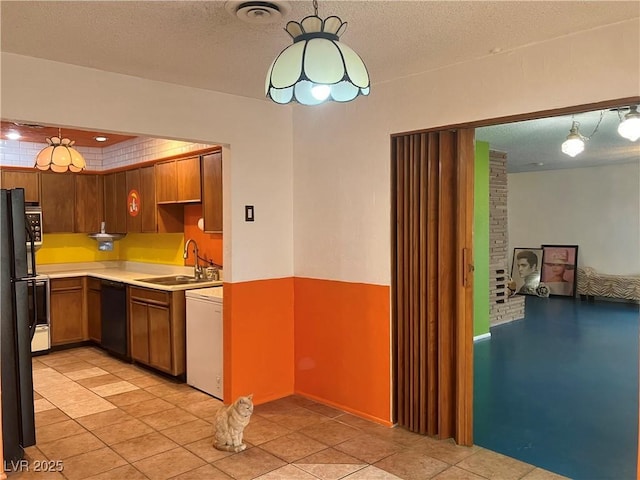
[6,132,21,140]
[94,136,108,142]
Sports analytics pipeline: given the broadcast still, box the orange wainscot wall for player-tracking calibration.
[183,204,223,267]
[294,277,392,426]
[223,278,295,405]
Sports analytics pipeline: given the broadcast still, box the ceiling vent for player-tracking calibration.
[225,1,291,24]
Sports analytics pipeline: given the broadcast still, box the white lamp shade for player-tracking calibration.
[266,15,370,105]
[618,108,640,141]
[561,136,585,157]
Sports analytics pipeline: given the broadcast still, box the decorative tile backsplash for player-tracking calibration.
[0,137,213,170]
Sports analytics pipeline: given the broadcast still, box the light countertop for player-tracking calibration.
[185,287,223,300]
[37,261,223,292]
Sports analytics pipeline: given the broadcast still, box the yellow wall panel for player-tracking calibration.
[35,234,120,264]
[35,233,184,265]
[119,233,184,265]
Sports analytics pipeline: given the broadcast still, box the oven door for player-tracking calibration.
[28,278,50,353]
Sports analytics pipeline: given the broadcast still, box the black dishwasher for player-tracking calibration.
[100,280,128,359]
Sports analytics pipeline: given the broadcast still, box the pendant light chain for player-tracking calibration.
[312,0,319,16]
[581,110,605,141]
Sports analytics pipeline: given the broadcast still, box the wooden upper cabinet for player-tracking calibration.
[74,174,103,233]
[155,156,201,203]
[176,157,201,202]
[202,152,222,232]
[155,161,176,203]
[103,173,116,231]
[139,166,157,233]
[103,172,127,233]
[114,172,127,233]
[140,164,183,234]
[1,170,40,203]
[126,169,142,233]
[40,173,75,233]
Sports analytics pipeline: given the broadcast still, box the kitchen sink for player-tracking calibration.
[135,275,212,286]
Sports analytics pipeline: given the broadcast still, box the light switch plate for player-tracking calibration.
[245,205,254,222]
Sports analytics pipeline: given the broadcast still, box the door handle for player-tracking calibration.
[463,248,474,287]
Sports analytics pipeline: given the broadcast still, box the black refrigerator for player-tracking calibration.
[1,188,36,463]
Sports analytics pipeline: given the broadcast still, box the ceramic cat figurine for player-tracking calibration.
[213,394,254,452]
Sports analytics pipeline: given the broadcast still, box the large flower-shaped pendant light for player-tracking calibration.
[265,0,370,105]
[35,129,86,172]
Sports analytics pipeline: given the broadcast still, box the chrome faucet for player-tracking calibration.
[183,238,203,279]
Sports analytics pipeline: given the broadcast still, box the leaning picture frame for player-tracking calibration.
[511,248,544,295]
[540,244,579,297]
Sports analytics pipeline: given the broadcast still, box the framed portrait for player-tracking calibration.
[540,244,579,297]
[511,248,544,295]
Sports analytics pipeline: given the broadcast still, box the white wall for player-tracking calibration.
[508,162,640,276]
[1,53,294,283]
[292,19,640,285]
[2,18,639,286]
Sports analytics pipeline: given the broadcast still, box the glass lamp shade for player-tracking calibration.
[561,133,585,157]
[35,136,86,173]
[618,106,640,142]
[266,15,370,105]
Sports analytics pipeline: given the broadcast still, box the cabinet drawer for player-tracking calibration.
[51,277,83,291]
[129,287,170,305]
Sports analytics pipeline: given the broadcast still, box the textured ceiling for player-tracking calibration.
[1,1,639,170]
[477,108,640,173]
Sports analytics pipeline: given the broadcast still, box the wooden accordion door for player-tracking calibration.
[391,129,475,446]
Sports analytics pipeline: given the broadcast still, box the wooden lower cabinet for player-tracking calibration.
[148,304,172,372]
[130,300,150,363]
[50,278,85,346]
[128,286,185,376]
[87,278,101,343]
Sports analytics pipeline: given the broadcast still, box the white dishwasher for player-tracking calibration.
[185,287,223,400]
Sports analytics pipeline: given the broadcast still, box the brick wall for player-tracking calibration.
[489,150,525,326]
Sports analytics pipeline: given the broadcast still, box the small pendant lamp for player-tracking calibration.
[265,0,370,105]
[618,106,640,142]
[35,128,87,173]
[561,121,585,157]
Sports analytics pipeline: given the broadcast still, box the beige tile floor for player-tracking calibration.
[6,347,567,480]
